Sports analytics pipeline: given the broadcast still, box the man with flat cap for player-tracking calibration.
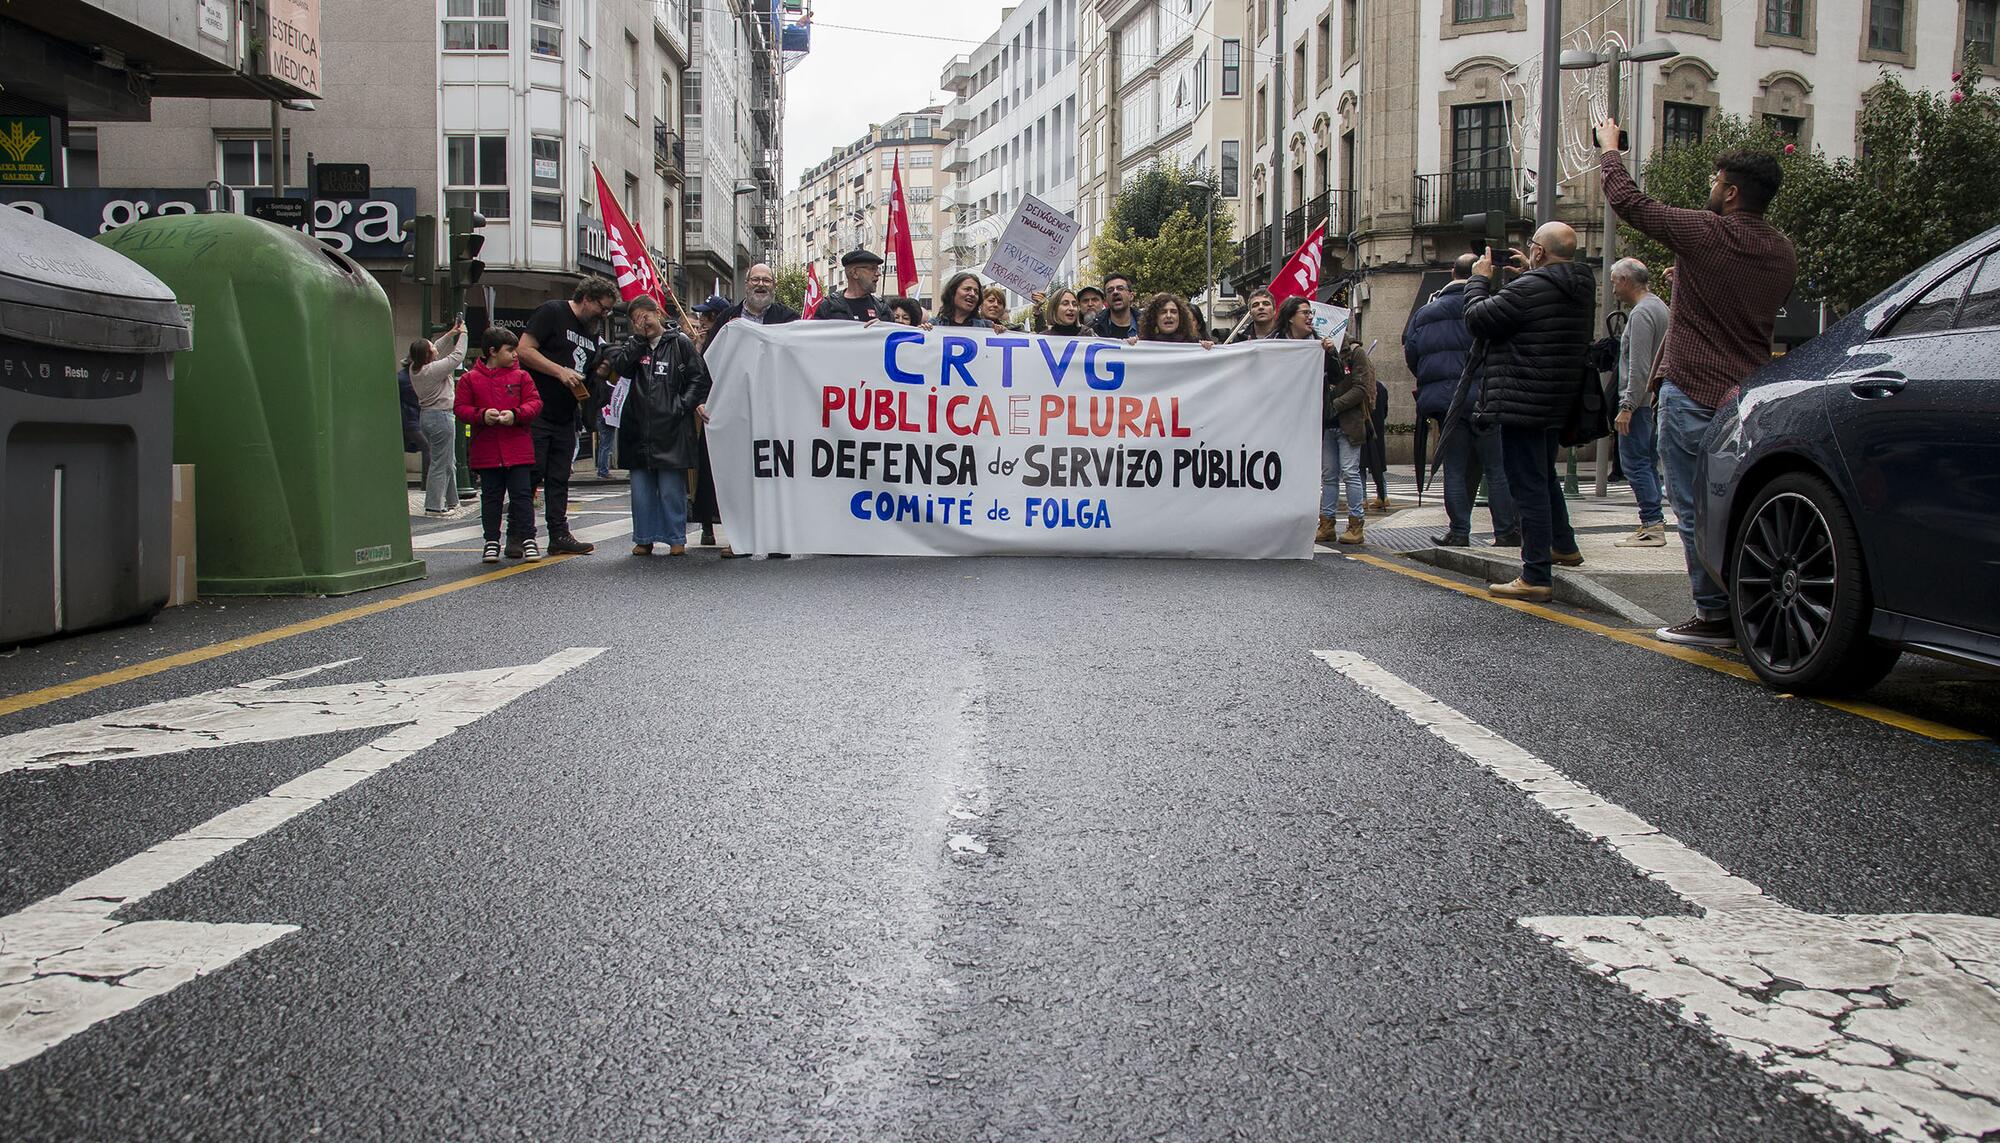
[813,249,886,322]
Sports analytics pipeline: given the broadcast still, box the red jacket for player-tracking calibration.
[454,359,543,468]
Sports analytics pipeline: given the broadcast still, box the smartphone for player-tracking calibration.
[1618,129,1631,151]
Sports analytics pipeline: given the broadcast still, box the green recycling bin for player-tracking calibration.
[99,213,425,595]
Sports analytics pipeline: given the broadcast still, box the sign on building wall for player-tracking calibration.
[198,0,232,42]
[3,187,417,259]
[265,0,323,98]
[0,117,57,187]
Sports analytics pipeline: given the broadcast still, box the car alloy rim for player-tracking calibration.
[1734,491,1838,673]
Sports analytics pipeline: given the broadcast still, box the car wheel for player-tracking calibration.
[1729,471,1901,696]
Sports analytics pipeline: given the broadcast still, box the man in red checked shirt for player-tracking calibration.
[1595,117,1796,649]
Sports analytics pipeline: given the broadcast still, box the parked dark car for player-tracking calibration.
[1699,225,2000,695]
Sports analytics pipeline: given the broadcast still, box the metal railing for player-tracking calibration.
[1414,169,1518,228]
[653,123,683,177]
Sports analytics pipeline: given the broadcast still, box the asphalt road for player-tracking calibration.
[2,495,1997,1142]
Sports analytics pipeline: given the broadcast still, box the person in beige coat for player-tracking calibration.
[408,319,467,514]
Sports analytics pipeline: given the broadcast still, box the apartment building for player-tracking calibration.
[1229,0,1990,455]
[937,0,1084,301]
[682,0,787,298]
[1076,0,1250,313]
[783,108,951,304]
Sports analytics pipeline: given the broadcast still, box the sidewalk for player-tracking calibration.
[1359,465,1691,627]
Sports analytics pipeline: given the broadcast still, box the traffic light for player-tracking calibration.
[447,206,486,290]
[403,213,437,284]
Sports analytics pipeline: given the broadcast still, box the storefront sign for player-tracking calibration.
[266,0,323,98]
[0,117,56,187]
[3,187,419,260]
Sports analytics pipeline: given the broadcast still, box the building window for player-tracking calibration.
[530,0,562,57]
[910,151,934,167]
[1314,145,1330,193]
[443,0,508,50]
[1344,0,1360,58]
[219,135,291,190]
[1972,0,2000,64]
[1316,16,1332,86]
[1868,0,1905,51]
[1255,83,1268,146]
[1292,41,1307,110]
[1663,102,1707,149]
[1222,39,1241,96]
[446,134,510,220]
[530,136,562,222]
[1765,0,1804,36]
[623,34,639,122]
[1221,139,1240,197]
[1455,0,1513,22]
[1667,0,1709,16]
[1764,113,1804,140]
[1451,102,1512,215]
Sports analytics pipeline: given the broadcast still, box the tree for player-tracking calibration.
[1087,160,1238,299]
[1620,66,2000,316]
[772,264,810,313]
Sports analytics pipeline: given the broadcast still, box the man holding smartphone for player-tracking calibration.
[518,277,620,555]
[1595,117,1795,647]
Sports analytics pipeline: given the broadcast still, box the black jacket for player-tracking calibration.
[614,331,712,471]
[719,299,800,328]
[1462,261,1597,429]
[1403,281,1475,421]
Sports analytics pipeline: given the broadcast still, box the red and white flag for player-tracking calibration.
[803,262,825,316]
[591,164,666,309]
[885,155,919,298]
[1268,222,1328,305]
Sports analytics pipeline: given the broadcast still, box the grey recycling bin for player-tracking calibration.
[0,205,190,646]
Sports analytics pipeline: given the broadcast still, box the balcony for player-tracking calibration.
[750,81,776,129]
[653,123,684,180]
[942,54,976,93]
[1414,170,1519,229]
[1236,224,1276,289]
[942,99,971,135]
[750,198,777,240]
[943,144,971,174]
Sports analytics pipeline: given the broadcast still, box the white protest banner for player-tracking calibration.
[981,194,1081,298]
[704,322,1323,558]
[601,375,631,428]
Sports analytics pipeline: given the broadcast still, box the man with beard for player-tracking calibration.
[1595,116,1795,648]
[518,276,618,555]
[813,249,886,322]
[717,263,800,332]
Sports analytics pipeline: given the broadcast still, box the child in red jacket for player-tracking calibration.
[455,327,545,563]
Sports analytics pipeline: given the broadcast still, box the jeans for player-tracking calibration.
[1499,425,1578,587]
[1618,406,1664,527]
[418,409,460,512]
[529,418,577,537]
[1321,428,1366,520]
[629,466,689,546]
[1657,381,1730,617]
[477,465,535,544]
[594,410,616,476]
[1441,422,1519,540]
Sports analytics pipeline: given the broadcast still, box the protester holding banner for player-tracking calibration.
[1076,285,1106,326]
[813,250,886,323]
[1132,293,1213,349]
[1090,274,1141,340]
[980,287,1015,331]
[884,298,925,326]
[1037,288,1094,338]
[609,296,711,557]
[1277,297,1369,545]
[935,273,997,329]
[719,264,799,330]
[1229,289,1279,344]
[518,277,617,557]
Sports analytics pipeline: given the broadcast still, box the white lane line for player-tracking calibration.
[0,647,606,1071]
[1311,650,2000,1143]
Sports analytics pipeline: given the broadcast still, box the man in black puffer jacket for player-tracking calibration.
[1461,222,1595,601]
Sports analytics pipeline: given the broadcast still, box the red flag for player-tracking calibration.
[803,262,824,316]
[1267,222,1328,305]
[886,155,918,298]
[591,164,667,308]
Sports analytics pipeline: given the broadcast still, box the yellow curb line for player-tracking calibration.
[1344,551,1987,744]
[0,556,575,720]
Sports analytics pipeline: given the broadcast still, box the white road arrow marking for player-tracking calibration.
[1313,650,2000,1143]
[0,647,606,1071]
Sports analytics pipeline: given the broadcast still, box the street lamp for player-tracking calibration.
[1559,35,1677,496]
[729,177,759,297]
[1187,176,1215,334]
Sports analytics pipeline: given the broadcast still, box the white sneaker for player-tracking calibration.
[1616,524,1668,548]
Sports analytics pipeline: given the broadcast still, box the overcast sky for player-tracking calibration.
[781,1,1014,187]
